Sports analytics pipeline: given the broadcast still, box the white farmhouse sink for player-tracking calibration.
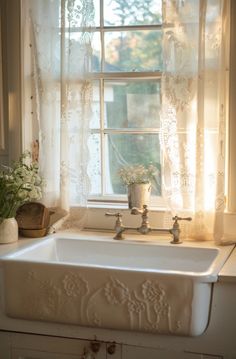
[0,233,233,336]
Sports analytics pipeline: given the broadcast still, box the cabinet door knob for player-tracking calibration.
[107,343,116,355]
[90,341,101,353]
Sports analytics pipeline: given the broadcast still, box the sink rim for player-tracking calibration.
[0,233,234,283]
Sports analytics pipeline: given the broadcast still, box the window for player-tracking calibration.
[87,0,163,204]
[21,0,235,241]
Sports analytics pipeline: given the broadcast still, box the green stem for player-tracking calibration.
[0,182,8,209]
[5,184,24,218]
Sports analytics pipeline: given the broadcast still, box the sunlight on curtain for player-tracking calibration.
[160,0,228,242]
[23,0,94,228]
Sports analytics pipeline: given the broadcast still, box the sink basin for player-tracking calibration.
[0,233,233,336]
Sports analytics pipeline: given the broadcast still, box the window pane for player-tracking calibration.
[92,32,101,72]
[90,81,100,129]
[55,31,100,77]
[88,134,101,195]
[104,80,161,129]
[104,0,162,26]
[94,0,100,27]
[104,30,162,72]
[104,134,161,195]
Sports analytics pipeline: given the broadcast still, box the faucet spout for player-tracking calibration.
[130,207,143,215]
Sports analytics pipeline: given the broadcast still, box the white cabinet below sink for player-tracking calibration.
[0,332,118,359]
[0,331,224,359]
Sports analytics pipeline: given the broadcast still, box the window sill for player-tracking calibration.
[87,200,166,211]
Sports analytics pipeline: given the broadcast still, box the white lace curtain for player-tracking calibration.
[23,0,94,227]
[160,0,228,242]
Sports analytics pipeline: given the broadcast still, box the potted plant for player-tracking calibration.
[0,151,43,243]
[118,164,158,209]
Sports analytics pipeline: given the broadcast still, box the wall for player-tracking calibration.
[0,0,8,165]
[0,0,22,166]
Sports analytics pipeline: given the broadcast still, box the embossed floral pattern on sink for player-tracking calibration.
[0,233,233,336]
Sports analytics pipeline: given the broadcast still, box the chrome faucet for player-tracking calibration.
[105,205,192,244]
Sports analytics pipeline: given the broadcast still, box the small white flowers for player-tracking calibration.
[0,151,44,220]
[118,164,159,186]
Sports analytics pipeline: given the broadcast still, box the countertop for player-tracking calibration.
[218,246,236,282]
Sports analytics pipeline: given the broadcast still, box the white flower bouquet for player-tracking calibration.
[118,164,158,186]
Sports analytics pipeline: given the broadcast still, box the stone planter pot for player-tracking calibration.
[0,218,18,244]
[128,183,151,210]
